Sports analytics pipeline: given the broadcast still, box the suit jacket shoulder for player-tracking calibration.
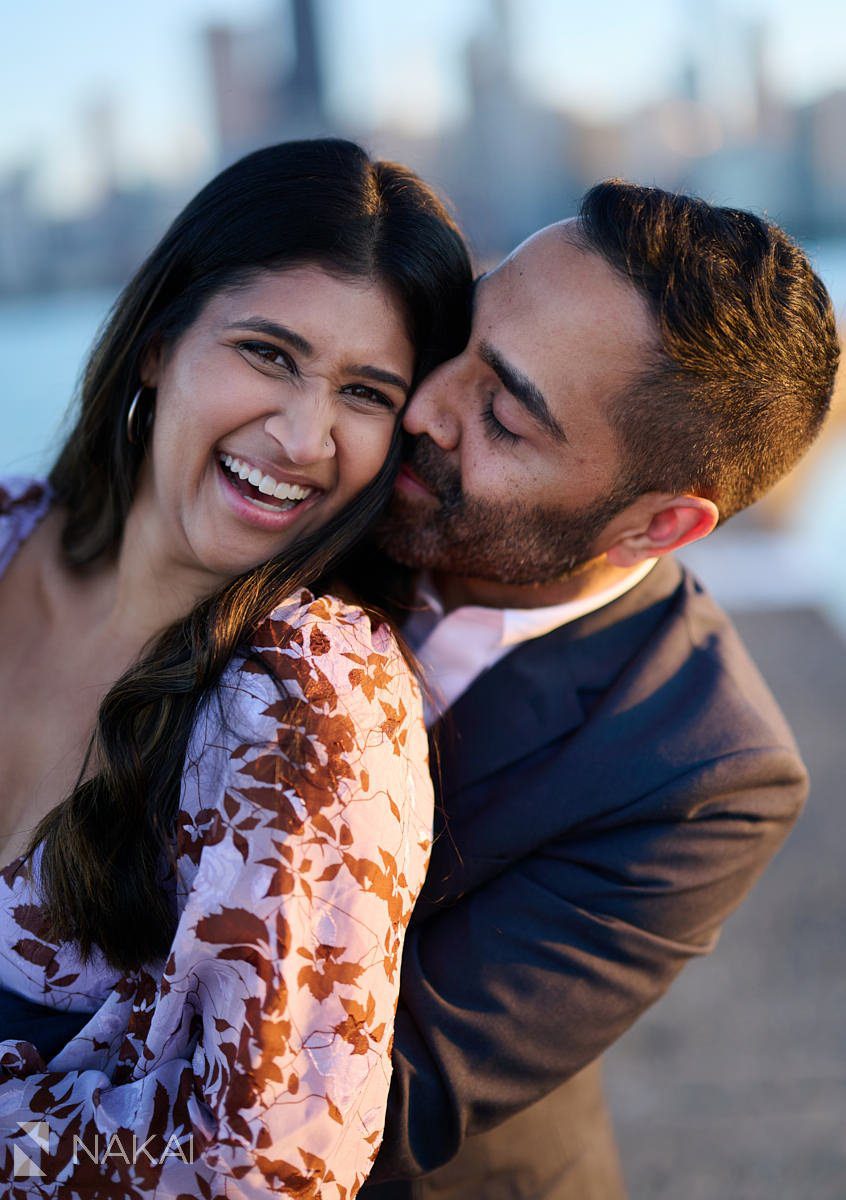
[422,554,806,899]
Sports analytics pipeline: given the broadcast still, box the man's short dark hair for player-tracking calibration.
[575,180,840,523]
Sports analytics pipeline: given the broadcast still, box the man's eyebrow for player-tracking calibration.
[478,340,568,444]
[223,318,313,357]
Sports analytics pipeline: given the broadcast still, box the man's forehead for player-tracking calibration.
[475,223,581,299]
[473,225,656,355]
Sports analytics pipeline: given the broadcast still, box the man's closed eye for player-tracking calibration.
[482,392,521,445]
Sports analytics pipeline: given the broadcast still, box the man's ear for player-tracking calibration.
[604,494,720,569]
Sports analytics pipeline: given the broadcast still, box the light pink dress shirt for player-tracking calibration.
[403,560,659,726]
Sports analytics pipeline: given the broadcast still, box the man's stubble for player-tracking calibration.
[376,436,637,586]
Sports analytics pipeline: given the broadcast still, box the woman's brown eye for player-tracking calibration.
[239,341,296,372]
[343,384,395,410]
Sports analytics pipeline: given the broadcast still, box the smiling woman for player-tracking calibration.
[134,266,415,575]
[0,138,472,1197]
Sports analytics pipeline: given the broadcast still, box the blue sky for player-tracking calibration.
[4,0,846,214]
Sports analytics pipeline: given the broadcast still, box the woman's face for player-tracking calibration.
[139,265,414,584]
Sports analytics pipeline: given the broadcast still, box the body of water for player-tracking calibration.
[0,287,117,477]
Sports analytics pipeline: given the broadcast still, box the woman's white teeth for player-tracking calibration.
[220,454,314,502]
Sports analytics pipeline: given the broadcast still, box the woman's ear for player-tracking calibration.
[605,494,720,569]
[139,338,163,388]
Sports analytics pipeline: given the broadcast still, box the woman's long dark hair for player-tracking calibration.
[27,138,472,974]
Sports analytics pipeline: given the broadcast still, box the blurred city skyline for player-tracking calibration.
[5,1,846,203]
[3,0,846,292]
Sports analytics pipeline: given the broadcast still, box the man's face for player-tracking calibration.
[377,222,658,586]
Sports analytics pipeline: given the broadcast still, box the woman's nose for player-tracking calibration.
[263,401,336,465]
[403,361,461,450]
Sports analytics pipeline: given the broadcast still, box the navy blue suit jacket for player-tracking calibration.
[362,556,806,1197]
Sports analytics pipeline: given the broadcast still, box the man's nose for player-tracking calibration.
[263,397,335,465]
[402,360,462,450]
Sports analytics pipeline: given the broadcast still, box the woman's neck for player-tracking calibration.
[42,501,220,654]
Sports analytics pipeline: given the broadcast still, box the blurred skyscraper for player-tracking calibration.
[3,0,846,294]
[206,0,329,165]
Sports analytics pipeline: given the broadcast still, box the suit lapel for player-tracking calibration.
[431,627,583,798]
[430,556,684,800]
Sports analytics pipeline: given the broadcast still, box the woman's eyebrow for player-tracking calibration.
[346,364,410,394]
[223,317,313,356]
[223,319,409,392]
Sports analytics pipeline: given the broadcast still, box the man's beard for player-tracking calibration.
[376,436,637,586]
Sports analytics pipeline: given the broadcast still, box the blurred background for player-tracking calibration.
[1,1,844,1194]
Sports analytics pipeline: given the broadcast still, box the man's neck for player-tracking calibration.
[431,556,655,615]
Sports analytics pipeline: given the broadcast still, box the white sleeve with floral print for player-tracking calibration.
[0,587,433,1200]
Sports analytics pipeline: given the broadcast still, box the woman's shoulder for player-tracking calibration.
[185,588,432,855]
[0,473,50,509]
[0,470,51,537]
[218,587,422,748]
[0,474,53,570]
[177,587,431,879]
[250,587,412,696]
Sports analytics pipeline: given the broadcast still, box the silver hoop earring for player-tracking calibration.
[127,387,151,445]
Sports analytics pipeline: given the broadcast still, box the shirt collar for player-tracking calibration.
[501,557,659,646]
[412,557,660,649]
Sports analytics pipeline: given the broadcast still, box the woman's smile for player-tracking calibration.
[214,449,325,532]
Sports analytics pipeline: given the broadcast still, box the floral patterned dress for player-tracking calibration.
[0,476,434,1199]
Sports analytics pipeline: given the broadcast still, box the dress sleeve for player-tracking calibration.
[0,595,434,1200]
